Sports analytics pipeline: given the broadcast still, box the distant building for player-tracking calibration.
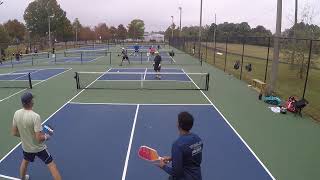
[144,33,165,42]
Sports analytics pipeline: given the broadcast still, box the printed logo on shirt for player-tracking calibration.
[189,141,203,156]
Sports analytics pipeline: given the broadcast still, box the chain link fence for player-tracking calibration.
[170,35,320,122]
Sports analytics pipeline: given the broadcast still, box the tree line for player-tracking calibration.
[0,0,146,50]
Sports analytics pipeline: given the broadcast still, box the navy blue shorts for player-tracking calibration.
[23,149,53,165]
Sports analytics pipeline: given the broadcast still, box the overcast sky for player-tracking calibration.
[0,0,319,32]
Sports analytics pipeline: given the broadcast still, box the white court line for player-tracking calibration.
[0,68,72,103]
[0,69,111,179]
[121,104,139,180]
[109,67,182,70]
[170,56,177,64]
[181,68,276,180]
[69,102,211,106]
[143,68,147,80]
[96,80,191,83]
[0,174,20,180]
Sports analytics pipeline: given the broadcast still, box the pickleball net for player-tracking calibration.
[75,71,210,90]
[0,72,32,88]
[64,49,108,58]
[20,52,50,60]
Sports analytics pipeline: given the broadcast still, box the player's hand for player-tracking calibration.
[44,133,51,141]
[162,156,172,163]
[156,158,167,168]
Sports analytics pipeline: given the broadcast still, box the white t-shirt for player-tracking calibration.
[12,109,46,153]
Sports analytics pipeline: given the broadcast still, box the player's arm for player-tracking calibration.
[34,115,50,142]
[11,126,20,137]
[11,114,20,137]
[162,144,184,177]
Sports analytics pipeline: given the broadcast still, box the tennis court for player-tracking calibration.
[0,68,71,101]
[0,100,274,179]
[0,45,319,180]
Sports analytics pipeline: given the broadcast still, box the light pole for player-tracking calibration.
[268,0,282,94]
[198,0,203,59]
[178,7,182,35]
[48,15,54,50]
[213,13,216,49]
[171,16,174,39]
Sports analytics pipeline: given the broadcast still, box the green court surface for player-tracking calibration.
[0,45,319,180]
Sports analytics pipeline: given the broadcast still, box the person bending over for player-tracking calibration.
[120,47,130,66]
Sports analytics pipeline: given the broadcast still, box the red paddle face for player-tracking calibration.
[138,146,160,162]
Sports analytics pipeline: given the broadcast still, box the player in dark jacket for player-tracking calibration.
[157,112,203,180]
[153,51,162,79]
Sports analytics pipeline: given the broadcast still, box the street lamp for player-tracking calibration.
[171,16,174,39]
[48,15,54,50]
[178,7,182,36]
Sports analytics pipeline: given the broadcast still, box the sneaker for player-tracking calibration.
[24,175,30,180]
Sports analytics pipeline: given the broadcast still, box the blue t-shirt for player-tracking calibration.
[134,45,139,51]
[163,133,203,180]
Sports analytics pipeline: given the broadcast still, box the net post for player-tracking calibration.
[32,56,34,66]
[205,73,210,91]
[75,72,80,89]
[140,52,143,64]
[81,52,83,64]
[109,52,112,65]
[11,56,13,68]
[47,52,49,58]
[28,73,32,89]
[54,53,57,64]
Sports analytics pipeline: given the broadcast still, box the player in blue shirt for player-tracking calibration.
[157,112,203,180]
[133,43,140,56]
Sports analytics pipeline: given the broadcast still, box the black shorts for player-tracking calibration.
[122,56,129,60]
[154,65,161,71]
[135,50,139,53]
[23,149,53,164]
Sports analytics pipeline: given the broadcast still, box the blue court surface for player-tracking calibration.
[101,68,190,81]
[52,56,99,63]
[11,68,69,81]
[0,103,274,180]
[0,68,69,84]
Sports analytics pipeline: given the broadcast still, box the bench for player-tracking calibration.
[252,79,266,94]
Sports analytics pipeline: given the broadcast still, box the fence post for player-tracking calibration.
[213,34,216,65]
[240,38,245,80]
[205,36,208,62]
[224,36,228,72]
[11,56,13,68]
[302,39,313,99]
[264,37,271,83]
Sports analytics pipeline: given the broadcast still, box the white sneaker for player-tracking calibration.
[24,175,30,180]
